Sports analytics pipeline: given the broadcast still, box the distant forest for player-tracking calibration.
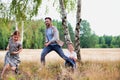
[0,19,120,50]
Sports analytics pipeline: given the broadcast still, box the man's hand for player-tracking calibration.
[45,42,51,47]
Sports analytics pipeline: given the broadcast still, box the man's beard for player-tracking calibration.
[46,23,50,27]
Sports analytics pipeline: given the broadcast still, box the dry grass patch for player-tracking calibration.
[0,61,120,80]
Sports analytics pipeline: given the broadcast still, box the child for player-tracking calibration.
[1,31,22,78]
[64,43,77,69]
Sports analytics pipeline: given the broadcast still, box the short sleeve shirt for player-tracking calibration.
[9,38,22,54]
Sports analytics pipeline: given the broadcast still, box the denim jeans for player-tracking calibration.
[41,44,75,67]
[65,59,76,68]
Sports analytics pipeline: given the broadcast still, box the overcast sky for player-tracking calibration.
[81,0,120,36]
[35,0,120,36]
[2,0,120,36]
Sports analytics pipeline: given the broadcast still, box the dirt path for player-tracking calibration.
[0,48,120,62]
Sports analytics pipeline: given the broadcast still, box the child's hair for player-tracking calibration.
[67,42,75,51]
[12,30,20,37]
[12,30,21,41]
[67,42,74,46]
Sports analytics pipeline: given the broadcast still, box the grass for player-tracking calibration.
[1,49,120,80]
[0,61,120,80]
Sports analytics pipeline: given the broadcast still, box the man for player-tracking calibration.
[40,17,75,68]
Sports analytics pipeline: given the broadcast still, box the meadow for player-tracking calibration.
[0,49,120,80]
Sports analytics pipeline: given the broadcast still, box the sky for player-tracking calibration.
[1,0,120,36]
[81,0,120,36]
[34,0,120,36]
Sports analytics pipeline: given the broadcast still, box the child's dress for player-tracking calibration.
[4,37,22,67]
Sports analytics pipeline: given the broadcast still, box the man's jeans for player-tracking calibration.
[65,59,76,68]
[41,44,75,67]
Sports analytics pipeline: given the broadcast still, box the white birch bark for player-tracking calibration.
[21,21,24,44]
[75,0,81,61]
[59,0,72,44]
[15,22,18,31]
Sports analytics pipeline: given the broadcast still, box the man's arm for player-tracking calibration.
[49,27,59,43]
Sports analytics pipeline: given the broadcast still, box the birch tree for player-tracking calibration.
[10,0,42,44]
[75,0,81,61]
[59,0,72,44]
[56,0,81,61]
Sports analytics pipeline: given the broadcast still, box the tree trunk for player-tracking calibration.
[15,22,18,31]
[59,0,72,44]
[75,0,81,61]
[21,21,24,45]
[15,21,24,44]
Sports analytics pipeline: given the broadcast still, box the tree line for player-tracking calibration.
[80,20,120,48]
[0,19,120,50]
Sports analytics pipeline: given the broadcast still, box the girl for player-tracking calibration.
[65,43,77,69]
[1,31,22,78]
